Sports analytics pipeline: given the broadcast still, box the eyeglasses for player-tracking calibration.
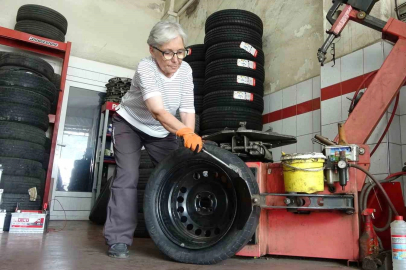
[153,46,188,60]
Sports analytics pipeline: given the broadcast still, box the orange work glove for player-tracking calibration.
[176,127,203,152]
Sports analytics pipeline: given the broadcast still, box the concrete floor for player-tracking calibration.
[0,221,357,270]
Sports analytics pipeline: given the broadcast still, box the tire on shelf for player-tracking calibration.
[15,20,65,42]
[0,86,51,114]
[0,52,54,82]
[42,153,50,170]
[0,103,49,131]
[184,44,205,62]
[203,90,264,113]
[0,139,45,162]
[206,58,265,81]
[144,144,260,264]
[195,114,200,135]
[140,150,155,169]
[17,4,68,34]
[138,168,154,190]
[188,61,206,78]
[0,175,44,195]
[204,26,262,49]
[134,213,150,238]
[52,73,61,89]
[193,78,205,95]
[194,95,203,114]
[1,194,42,212]
[0,157,45,179]
[89,176,113,225]
[205,41,264,66]
[205,9,263,36]
[0,122,46,146]
[204,74,264,96]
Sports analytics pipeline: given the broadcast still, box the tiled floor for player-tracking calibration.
[0,221,357,270]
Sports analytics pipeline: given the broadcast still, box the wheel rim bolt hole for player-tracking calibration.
[187,224,193,230]
[180,187,187,193]
[180,216,187,223]
[195,229,202,236]
[177,206,184,213]
[177,196,184,203]
[193,172,200,180]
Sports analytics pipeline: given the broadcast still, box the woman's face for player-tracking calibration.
[150,35,185,77]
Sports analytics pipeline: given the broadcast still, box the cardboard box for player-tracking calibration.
[9,212,48,234]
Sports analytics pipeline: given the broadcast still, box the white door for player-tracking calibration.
[50,81,105,220]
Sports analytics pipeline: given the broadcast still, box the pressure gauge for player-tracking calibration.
[338,160,347,169]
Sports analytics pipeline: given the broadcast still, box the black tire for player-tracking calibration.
[193,78,205,95]
[42,153,50,170]
[45,137,52,153]
[0,52,54,81]
[0,122,46,146]
[203,90,264,112]
[204,74,264,96]
[140,150,154,169]
[188,61,205,78]
[17,4,68,35]
[0,157,45,179]
[53,73,61,89]
[204,26,262,49]
[0,175,44,195]
[15,20,65,42]
[0,65,48,79]
[138,168,154,190]
[206,42,264,66]
[201,106,263,131]
[0,70,56,102]
[144,144,260,264]
[51,89,61,115]
[1,194,42,212]
[194,95,203,114]
[195,114,200,135]
[0,139,45,162]
[206,9,263,36]
[206,58,265,81]
[200,128,226,136]
[89,177,113,225]
[0,86,51,113]
[184,44,205,62]
[0,103,49,131]
[134,214,150,238]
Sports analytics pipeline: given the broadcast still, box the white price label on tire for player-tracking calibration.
[233,91,254,101]
[237,75,256,86]
[240,42,258,57]
[237,59,256,69]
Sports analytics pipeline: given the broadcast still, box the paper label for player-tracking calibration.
[237,75,256,86]
[237,59,256,69]
[240,42,258,57]
[392,235,406,260]
[233,91,254,101]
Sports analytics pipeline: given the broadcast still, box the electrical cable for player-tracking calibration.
[46,198,67,233]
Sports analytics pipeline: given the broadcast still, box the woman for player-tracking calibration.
[104,21,202,258]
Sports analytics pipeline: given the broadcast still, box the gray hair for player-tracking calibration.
[147,21,187,47]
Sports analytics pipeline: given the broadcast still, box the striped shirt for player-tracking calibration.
[116,56,195,138]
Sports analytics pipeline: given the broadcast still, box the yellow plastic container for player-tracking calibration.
[281,152,326,194]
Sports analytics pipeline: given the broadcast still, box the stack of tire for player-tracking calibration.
[14,4,68,42]
[0,52,58,230]
[184,44,205,134]
[201,9,265,136]
[104,77,131,103]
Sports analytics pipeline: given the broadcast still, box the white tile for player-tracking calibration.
[367,113,388,144]
[263,123,272,132]
[312,76,321,99]
[272,147,282,162]
[282,116,297,136]
[282,85,297,108]
[263,94,271,114]
[389,143,402,173]
[368,143,389,175]
[399,87,406,115]
[312,133,322,152]
[313,109,321,133]
[401,115,406,144]
[270,91,282,112]
[297,79,313,104]
[363,42,384,74]
[321,96,342,125]
[341,49,363,82]
[322,123,339,141]
[384,40,394,59]
[297,112,313,136]
[297,134,313,153]
[282,143,297,155]
[341,91,356,121]
[402,145,406,165]
[388,115,401,144]
[270,120,283,134]
[388,98,401,115]
[321,58,341,88]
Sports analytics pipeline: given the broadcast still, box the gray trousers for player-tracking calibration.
[104,114,178,246]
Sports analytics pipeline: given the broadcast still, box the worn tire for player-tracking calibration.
[206,9,263,36]
[206,42,264,65]
[0,122,46,146]
[144,144,260,264]
[0,157,45,179]
[0,52,54,81]
[206,58,264,81]
[17,4,68,34]
[42,153,50,170]
[15,20,65,42]
[53,73,61,89]
[0,70,56,102]
[194,95,203,114]
[138,168,154,190]
[201,106,263,131]
[204,26,262,49]
[204,74,264,96]
[184,44,205,62]
[193,78,205,95]
[188,61,205,78]
[0,86,51,113]
[140,150,154,169]
[0,139,45,162]
[203,90,264,112]
[0,103,49,131]
[1,194,42,212]
[45,138,52,153]
[0,175,44,195]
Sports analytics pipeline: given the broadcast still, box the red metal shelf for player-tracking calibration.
[102,102,119,113]
[104,159,116,164]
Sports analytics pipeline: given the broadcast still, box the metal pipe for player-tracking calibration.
[177,0,195,16]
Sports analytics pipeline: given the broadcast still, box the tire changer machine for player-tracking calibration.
[203,0,406,264]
